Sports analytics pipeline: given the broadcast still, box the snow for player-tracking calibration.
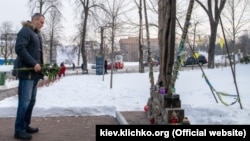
[0,49,249,125]
[0,62,249,125]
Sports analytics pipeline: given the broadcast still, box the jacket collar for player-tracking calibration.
[21,21,40,33]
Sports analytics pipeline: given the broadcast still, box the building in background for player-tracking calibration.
[119,37,159,62]
[0,33,17,65]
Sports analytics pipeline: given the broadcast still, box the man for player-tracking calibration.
[14,13,45,140]
[72,62,75,71]
[104,60,108,74]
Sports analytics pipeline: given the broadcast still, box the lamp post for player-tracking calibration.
[100,23,112,57]
[100,26,105,56]
[0,41,3,55]
[99,24,112,81]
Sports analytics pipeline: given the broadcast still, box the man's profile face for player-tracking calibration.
[35,17,45,30]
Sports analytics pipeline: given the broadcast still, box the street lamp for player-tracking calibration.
[100,23,112,56]
[0,41,3,55]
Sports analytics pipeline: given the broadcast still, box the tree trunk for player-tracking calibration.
[158,0,176,95]
[208,22,217,68]
[138,0,144,73]
[144,0,154,87]
[195,0,226,68]
[81,1,89,73]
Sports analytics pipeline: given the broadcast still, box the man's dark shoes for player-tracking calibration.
[14,132,32,140]
[26,126,39,134]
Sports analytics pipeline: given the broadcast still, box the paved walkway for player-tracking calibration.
[0,115,118,141]
[0,84,150,141]
[0,112,149,141]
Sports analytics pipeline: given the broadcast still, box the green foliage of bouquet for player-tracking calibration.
[13,64,61,81]
[40,64,61,80]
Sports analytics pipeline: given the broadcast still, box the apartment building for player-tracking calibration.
[119,37,159,62]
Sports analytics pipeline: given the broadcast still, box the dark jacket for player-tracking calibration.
[13,21,44,80]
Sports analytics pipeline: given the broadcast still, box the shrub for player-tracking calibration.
[240,56,250,64]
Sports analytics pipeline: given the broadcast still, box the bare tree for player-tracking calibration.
[222,0,250,72]
[186,15,207,57]
[143,0,154,87]
[28,0,63,64]
[195,0,226,68]
[145,0,158,28]
[28,0,62,15]
[0,21,15,64]
[71,31,83,66]
[72,0,103,74]
[134,0,145,73]
[46,6,63,64]
[99,0,134,88]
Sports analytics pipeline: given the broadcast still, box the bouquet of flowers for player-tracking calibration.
[12,64,61,81]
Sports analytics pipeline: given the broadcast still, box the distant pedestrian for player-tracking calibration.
[58,62,66,78]
[104,60,108,74]
[81,63,83,71]
[72,63,75,71]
